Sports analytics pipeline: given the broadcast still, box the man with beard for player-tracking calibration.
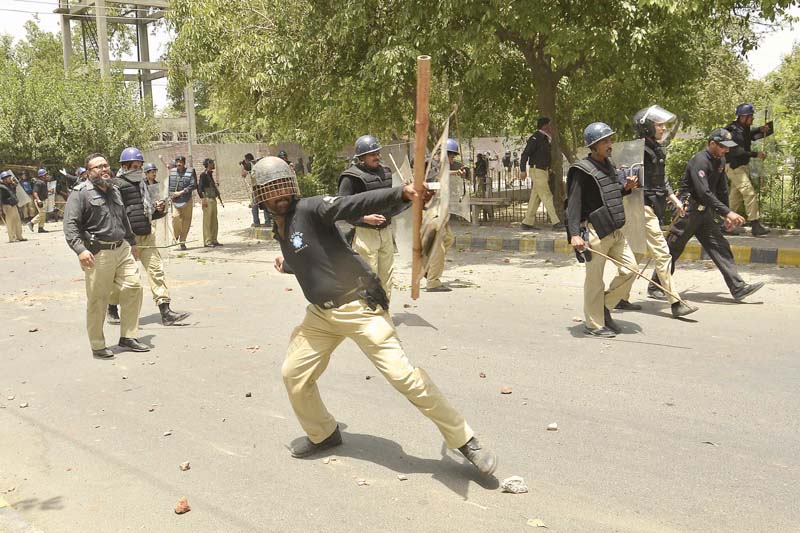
[567,122,639,338]
[106,147,190,327]
[169,155,197,250]
[63,153,149,359]
[337,135,405,298]
[256,156,497,474]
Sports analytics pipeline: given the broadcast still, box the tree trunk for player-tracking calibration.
[534,67,565,219]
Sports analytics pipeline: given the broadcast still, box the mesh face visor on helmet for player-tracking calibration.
[251,156,301,204]
[639,105,675,126]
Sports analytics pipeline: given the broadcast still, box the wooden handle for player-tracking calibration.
[411,55,431,300]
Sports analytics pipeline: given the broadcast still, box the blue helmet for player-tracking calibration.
[0,170,12,180]
[583,122,615,147]
[736,103,755,117]
[143,162,157,173]
[75,166,87,176]
[446,138,460,154]
[119,147,144,163]
[354,135,381,157]
[37,168,48,177]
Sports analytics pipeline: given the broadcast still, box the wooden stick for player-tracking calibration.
[411,55,431,300]
[585,245,692,307]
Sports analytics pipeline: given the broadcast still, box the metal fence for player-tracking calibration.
[758,171,800,228]
[466,168,558,225]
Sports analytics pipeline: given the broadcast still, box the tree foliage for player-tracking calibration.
[166,0,796,189]
[0,22,157,169]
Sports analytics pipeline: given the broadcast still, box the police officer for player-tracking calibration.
[519,117,563,230]
[29,169,50,233]
[169,155,197,250]
[72,166,87,188]
[0,171,26,243]
[567,122,638,338]
[724,103,770,236]
[255,156,496,474]
[652,129,765,301]
[63,153,149,359]
[425,138,461,292]
[337,135,404,298]
[198,158,223,247]
[614,105,697,318]
[106,147,190,327]
[19,171,35,222]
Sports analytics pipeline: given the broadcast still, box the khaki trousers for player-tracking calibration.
[726,164,760,221]
[584,226,637,330]
[282,300,473,448]
[521,167,559,225]
[622,206,678,304]
[172,201,194,244]
[352,225,394,299]
[2,204,24,242]
[84,243,143,350]
[31,200,46,229]
[22,202,36,220]
[109,233,170,306]
[202,197,219,246]
[425,222,454,289]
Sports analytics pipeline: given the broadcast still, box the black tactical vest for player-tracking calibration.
[338,164,395,228]
[568,158,626,239]
[0,183,18,206]
[113,176,151,236]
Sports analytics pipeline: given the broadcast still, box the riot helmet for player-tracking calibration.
[632,105,675,138]
[75,166,87,176]
[0,170,13,181]
[354,135,381,157]
[446,138,460,154]
[37,168,48,178]
[143,163,157,173]
[251,156,301,205]
[736,103,755,117]
[277,150,289,162]
[119,147,144,163]
[583,122,615,147]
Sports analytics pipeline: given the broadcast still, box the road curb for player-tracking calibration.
[246,227,800,266]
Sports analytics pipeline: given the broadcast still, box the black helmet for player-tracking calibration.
[277,150,288,161]
[632,105,676,138]
[583,122,615,147]
[354,135,381,157]
[736,103,755,117]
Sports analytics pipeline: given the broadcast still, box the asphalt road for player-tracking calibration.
[1,205,799,532]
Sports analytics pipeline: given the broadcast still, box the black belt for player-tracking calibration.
[319,288,362,310]
[86,240,125,251]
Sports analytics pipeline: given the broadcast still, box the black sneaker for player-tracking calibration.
[118,337,150,352]
[584,326,616,338]
[732,282,764,302]
[458,436,498,475]
[671,301,698,318]
[38,228,48,233]
[425,285,452,292]
[614,299,642,311]
[751,220,770,236]
[106,305,121,325]
[647,286,667,301]
[519,223,535,231]
[180,244,187,251]
[604,307,622,334]
[290,426,343,458]
[92,348,115,360]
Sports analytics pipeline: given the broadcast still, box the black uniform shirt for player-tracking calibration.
[0,183,18,206]
[198,170,217,198]
[725,121,764,169]
[566,156,630,237]
[519,130,552,170]
[679,149,730,217]
[274,187,408,306]
[63,182,136,255]
[33,179,48,201]
[337,164,396,228]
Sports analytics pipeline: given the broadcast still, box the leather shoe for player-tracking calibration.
[106,304,121,325]
[732,282,764,302]
[647,285,667,301]
[584,326,616,338]
[671,301,698,318]
[519,223,535,231]
[458,436,498,475]
[118,337,150,352]
[290,426,342,458]
[426,285,452,292]
[751,220,770,236]
[603,307,621,334]
[614,299,642,311]
[92,348,115,359]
